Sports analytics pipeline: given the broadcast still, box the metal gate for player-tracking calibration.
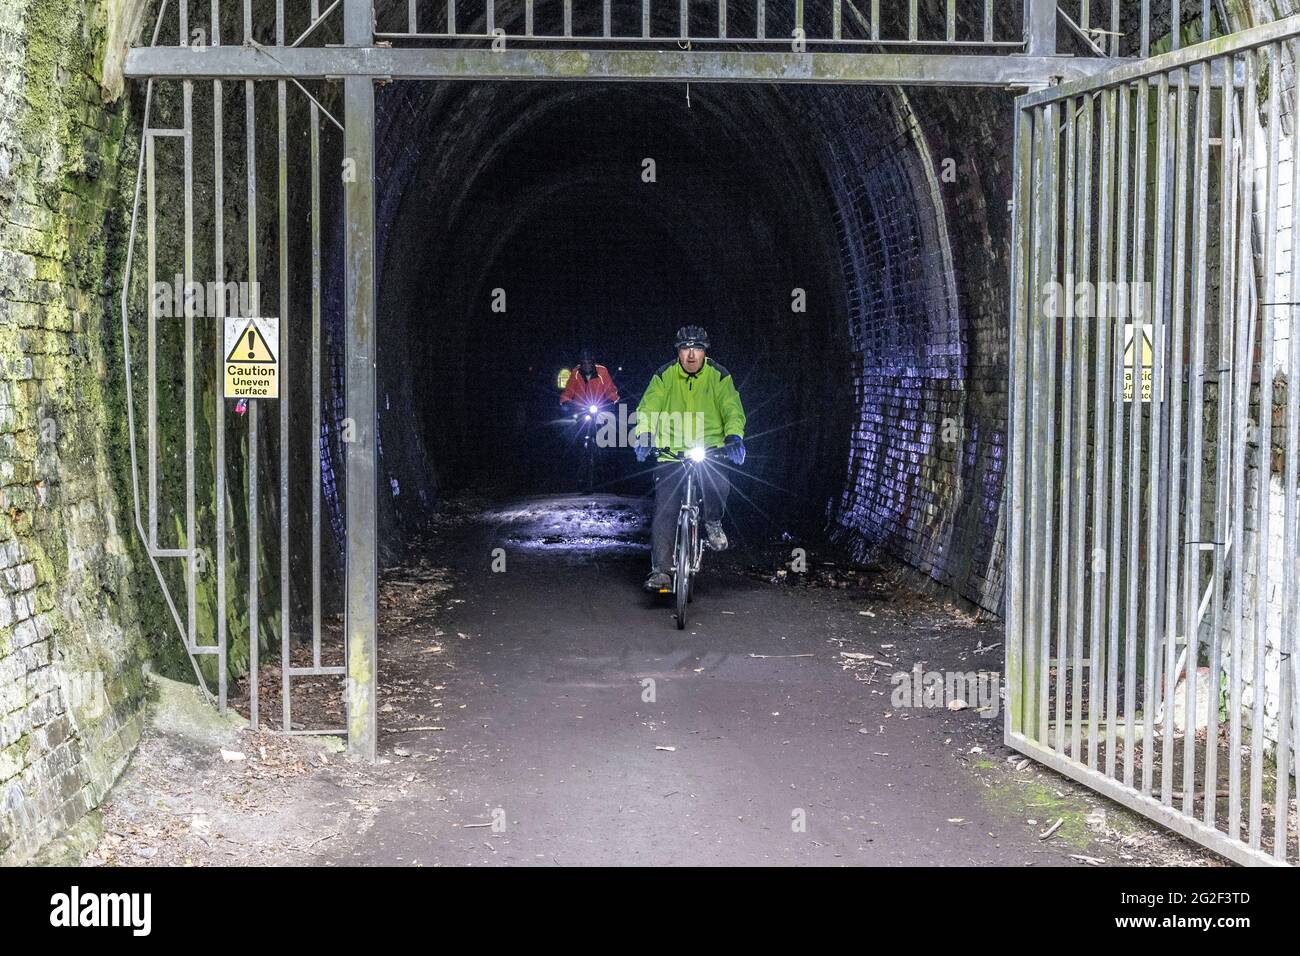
[122,0,1123,763]
[1006,15,1300,866]
[120,0,351,739]
[121,2,1298,862]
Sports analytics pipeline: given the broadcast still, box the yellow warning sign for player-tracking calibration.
[1123,323,1153,403]
[224,317,279,399]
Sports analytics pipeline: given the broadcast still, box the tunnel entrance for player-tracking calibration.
[371,80,905,527]
[117,3,1300,866]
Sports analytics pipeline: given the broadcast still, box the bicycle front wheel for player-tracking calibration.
[675,510,691,629]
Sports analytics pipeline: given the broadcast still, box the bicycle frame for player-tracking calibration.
[648,446,728,628]
[671,459,706,578]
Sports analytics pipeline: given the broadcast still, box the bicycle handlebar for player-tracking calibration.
[649,446,729,461]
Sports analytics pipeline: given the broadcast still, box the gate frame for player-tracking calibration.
[123,0,1107,763]
[1005,14,1300,867]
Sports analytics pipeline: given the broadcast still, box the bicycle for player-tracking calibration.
[650,446,728,630]
[566,402,606,491]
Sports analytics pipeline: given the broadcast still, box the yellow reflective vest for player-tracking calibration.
[634,357,746,454]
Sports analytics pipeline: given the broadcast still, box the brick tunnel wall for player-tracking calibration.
[814,83,1011,614]
[0,0,154,863]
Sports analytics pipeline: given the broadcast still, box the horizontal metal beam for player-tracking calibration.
[124,45,1117,88]
[1018,12,1300,108]
[1007,733,1289,867]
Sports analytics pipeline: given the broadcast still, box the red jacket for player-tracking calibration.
[561,364,620,408]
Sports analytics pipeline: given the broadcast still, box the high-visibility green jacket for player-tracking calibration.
[634,357,746,454]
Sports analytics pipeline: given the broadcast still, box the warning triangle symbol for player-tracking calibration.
[1123,326,1153,366]
[227,321,276,363]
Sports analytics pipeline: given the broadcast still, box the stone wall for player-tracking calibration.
[0,0,153,863]
[823,81,1013,615]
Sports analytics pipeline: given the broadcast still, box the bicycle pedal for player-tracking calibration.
[657,587,671,593]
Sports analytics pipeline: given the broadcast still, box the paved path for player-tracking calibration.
[324,494,1089,866]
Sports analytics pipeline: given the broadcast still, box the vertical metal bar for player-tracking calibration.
[1007,102,1033,739]
[448,0,457,35]
[1106,81,1130,780]
[311,91,323,669]
[1227,50,1257,843]
[1202,0,1210,43]
[680,0,687,41]
[1171,0,1180,51]
[212,0,227,714]
[832,0,840,42]
[184,76,196,657]
[1025,104,1048,740]
[563,0,572,38]
[278,65,291,733]
[180,3,193,666]
[1125,77,1149,790]
[1161,68,1190,807]
[1072,94,1094,764]
[985,1,993,44]
[146,132,158,552]
[908,0,917,42]
[1039,101,1060,747]
[1205,56,1236,831]
[486,0,494,35]
[245,72,259,730]
[718,0,726,39]
[1142,73,1171,800]
[644,0,652,39]
[1027,0,1056,56]
[1081,88,1104,771]
[1181,59,1210,820]
[1111,0,1120,56]
[1080,0,1089,35]
[524,0,531,37]
[408,0,415,34]
[794,0,803,41]
[1280,36,1300,862]
[946,0,955,42]
[1140,0,1150,58]
[870,0,879,41]
[344,0,378,761]
[756,0,764,40]
[1056,96,1077,758]
[604,0,612,38]
[1248,45,1280,851]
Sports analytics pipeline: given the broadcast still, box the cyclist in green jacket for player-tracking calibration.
[633,325,747,592]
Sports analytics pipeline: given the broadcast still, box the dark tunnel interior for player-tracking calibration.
[344,74,1003,604]
[372,81,856,533]
[282,2,1024,616]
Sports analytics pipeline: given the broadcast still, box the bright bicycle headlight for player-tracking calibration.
[688,446,706,463]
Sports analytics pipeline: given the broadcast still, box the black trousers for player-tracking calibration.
[651,461,731,571]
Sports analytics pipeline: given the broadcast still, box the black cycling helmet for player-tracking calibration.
[578,347,595,371]
[674,325,710,350]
